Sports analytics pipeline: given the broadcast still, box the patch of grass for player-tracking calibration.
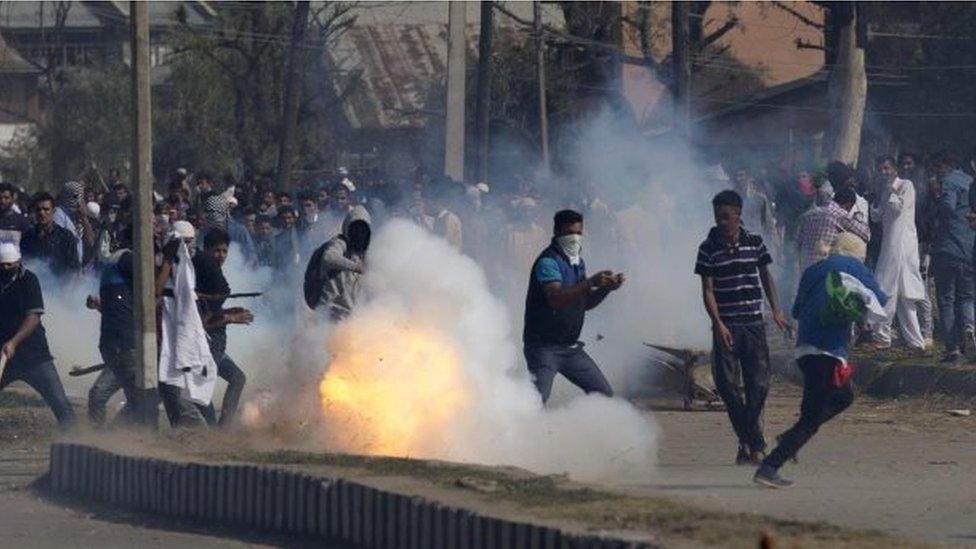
[203,448,613,506]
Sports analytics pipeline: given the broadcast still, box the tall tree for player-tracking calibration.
[823,2,866,164]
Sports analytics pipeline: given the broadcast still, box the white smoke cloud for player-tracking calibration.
[309,220,658,481]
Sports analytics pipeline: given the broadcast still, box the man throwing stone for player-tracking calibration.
[523,209,624,403]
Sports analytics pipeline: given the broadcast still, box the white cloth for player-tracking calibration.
[851,194,869,224]
[872,177,926,349]
[875,295,924,349]
[158,241,217,405]
[839,271,889,326]
[873,178,925,301]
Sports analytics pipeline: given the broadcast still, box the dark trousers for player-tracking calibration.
[198,354,247,426]
[524,342,613,403]
[932,256,976,353]
[159,382,208,428]
[88,367,121,426]
[764,354,854,469]
[1,360,76,427]
[712,323,770,452]
[97,346,139,425]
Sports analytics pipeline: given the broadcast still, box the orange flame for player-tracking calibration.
[318,318,469,456]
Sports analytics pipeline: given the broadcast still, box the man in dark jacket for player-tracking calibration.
[20,192,80,275]
[523,209,624,403]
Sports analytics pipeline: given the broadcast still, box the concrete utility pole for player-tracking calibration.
[444,1,466,182]
[474,0,494,184]
[671,0,691,137]
[533,1,549,173]
[130,1,158,427]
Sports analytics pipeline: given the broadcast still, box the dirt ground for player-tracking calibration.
[2,381,974,548]
[628,384,976,546]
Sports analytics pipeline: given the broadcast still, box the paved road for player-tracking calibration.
[624,387,976,545]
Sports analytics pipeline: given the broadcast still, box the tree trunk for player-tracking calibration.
[474,0,494,184]
[825,2,866,165]
[277,0,311,188]
[672,1,691,137]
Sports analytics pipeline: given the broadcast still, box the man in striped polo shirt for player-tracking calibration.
[696,190,791,465]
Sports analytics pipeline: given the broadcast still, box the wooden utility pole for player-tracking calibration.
[130,0,158,427]
[671,0,691,137]
[277,0,311,188]
[474,0,494,183]
[533,1,549,173]
[825,2,866,165]
[444,1,466,182]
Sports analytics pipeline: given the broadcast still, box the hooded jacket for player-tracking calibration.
[318,206,371,319]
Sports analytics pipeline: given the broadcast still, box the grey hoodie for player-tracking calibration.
[318,206,372,319]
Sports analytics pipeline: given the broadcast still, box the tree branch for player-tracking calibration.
[698,16,738,51]
[772,1,824,30]
[795,38,827,51]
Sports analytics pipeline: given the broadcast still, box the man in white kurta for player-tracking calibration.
[872,156,927,349]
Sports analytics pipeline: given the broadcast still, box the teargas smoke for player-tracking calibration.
[562,111,720,393]
[314,220,657,481]
[23,261,101,398]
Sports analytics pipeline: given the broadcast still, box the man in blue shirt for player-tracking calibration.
[523,209,624,403]
[755,232,887,488]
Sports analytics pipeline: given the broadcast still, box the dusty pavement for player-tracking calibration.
[626,385,976,545]
[0,389,350,548]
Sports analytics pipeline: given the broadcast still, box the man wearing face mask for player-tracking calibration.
[523,209,624,403]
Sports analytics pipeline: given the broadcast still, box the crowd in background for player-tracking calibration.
[2,146,976,432]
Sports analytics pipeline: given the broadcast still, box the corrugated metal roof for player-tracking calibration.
[328,23,478,130]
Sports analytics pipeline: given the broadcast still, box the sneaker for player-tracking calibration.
[735,445,750,465]
[754,465,794,489]
[736,445,763,466]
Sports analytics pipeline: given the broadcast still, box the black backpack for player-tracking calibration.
[303,241,330,310]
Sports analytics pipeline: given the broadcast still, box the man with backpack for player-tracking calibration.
[303,206,372,320]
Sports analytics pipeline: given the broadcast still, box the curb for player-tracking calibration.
[859,361,976,398]
[47,443,656,549]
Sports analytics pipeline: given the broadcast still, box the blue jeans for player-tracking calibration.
[524,342,613,403]
[1,360,76,427]
[932,256,975,353]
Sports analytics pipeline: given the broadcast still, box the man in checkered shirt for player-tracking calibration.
[796,187,870,273]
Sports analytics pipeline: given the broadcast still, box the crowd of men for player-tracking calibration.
[0,149,974,489]
[0,167,562,431]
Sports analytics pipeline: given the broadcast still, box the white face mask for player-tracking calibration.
[555,233,583,265]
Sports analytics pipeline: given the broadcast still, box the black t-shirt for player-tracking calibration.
[0,268,53,369]
[192,253,230,341]
[99,250,134,351]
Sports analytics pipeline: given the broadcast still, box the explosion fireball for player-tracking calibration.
[319,313,470,457]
